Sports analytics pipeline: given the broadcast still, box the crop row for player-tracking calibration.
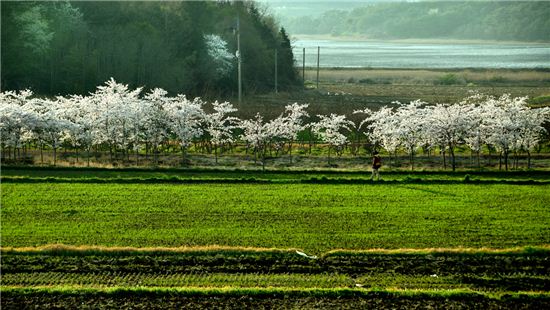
[0,272,353,289]
[3,248,549,277]
[4,271,550,292]
[2,287,550,309]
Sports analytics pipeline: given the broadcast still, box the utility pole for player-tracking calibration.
[237,15,242,104]
[274,49,278,93]
[316,46,320,89]
[302,48,305,87]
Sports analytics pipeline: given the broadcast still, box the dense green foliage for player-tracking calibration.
[283,1,550,41]
[1,1,299,96]
[2,181,549,252]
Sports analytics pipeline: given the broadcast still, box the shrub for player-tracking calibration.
[436,74,464,85]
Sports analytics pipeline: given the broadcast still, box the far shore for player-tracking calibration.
[291,34,550,45]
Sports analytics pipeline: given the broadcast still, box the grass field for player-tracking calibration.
[304,67,550,87]
[1,166,549,308]
[3,181,550,251]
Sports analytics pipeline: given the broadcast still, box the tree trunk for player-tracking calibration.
[504,150,509,171]
[289,141,293,164]
[109,144,113,163]
[410,149,414,171]
[527,150,531,169]
[441,148,446,170]
[262,147,266,171]
[449,143,456,172]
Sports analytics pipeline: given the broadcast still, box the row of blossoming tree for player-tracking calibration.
[1,79,549,170]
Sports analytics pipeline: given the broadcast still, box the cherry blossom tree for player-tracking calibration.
[166,95,205,162]
[38,98,74,166]
[90,78,143,163]
[205,101,239,164]
[240,113,273,169]
[508,98,550,169]
[0,90,37,161]
[393,100,428,170]
[281,103,309,163]
[312,113,353,165]
[70,95,97,166]
[482,95,525,170]
[143,88,171,164]
[424,103,474,171]
[55,95,86,164]
[204,34,234,78]
[365,106,400,167]
[464,103,488,169]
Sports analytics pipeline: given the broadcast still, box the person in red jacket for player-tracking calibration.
[371,151,382,181]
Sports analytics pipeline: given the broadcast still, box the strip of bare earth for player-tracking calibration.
[2,246,549,291]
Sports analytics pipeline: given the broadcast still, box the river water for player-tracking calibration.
[293,39,550,69]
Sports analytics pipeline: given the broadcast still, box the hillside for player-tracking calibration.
[1,1,300,96]
[281,1,550,42]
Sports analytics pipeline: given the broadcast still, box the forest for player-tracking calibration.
[1,1,299,97]
[282,1,550,41]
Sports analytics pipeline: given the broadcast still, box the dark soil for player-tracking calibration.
[3,252,549,276]
[2,290,549,309]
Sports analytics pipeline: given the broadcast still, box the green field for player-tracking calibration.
[3,181,550,251]
[1,167,549,308]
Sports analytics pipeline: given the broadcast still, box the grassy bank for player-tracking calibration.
[2,166,550,184]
